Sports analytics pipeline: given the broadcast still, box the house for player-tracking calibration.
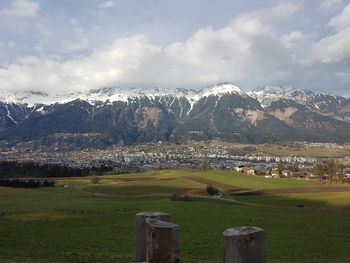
[247,168,256,175]
[234,165,245,172]
[242,166,251,174]
[343,168,350,177]
[281,170,291,177]
[242,166,256,175]
[292,171,309,180]
[271,169,280,178]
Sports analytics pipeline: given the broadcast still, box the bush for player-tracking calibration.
[206,184,219,196]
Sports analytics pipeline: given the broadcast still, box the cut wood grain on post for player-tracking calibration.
[146,218,180,263]
[135,212,170,262]
[223,226,265,263]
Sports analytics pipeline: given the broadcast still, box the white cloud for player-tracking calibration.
[319,0,343,11]
[267,1,303,21]
[0,2,349,95]
[315,27,350,63]
[99,1,114,9]
[316,4,350,63]
[0,16,298,93]
[238,1,303,24]
[281,31,304,48]
[165,16,295,86]
[1,0,40,18]
[61,38,89,52]
[0,35,162,93]
[329,3,350,30]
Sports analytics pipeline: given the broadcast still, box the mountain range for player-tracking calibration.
[1,83,349,147]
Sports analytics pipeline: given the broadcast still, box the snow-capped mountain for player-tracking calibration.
[0,82,244,106]
[0,83,350,146]
[248,86,345,108]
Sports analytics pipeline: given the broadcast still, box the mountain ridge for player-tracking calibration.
[1,83,349,146]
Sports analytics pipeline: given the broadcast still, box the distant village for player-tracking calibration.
[0,140,349,182]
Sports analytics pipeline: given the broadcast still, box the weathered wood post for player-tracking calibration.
[135,212,170,262]
[223,226,265,263]
[146,218,180,263]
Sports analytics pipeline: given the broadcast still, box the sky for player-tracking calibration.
[0,0,350,96]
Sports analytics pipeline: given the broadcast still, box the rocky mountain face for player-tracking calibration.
[1,83,349,147]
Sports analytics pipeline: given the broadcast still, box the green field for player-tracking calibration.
[1,170,350,263]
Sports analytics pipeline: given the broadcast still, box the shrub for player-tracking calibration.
[206,184,219,196]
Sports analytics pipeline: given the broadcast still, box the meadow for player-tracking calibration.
[0,170,350,263]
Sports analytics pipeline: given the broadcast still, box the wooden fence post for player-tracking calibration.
[135,212,170,262]
[223,226,265,263]
[146,218,180,263]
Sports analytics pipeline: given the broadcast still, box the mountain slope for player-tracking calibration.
[1,83,349,146]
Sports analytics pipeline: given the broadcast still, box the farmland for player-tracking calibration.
[0,170,350,262]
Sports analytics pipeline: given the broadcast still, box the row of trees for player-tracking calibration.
[0,178,54,188]
[312,160,346,176]
[0,161,89,178]
[0,161,117,178]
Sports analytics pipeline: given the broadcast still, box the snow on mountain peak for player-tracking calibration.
[199,82,245,97]
[0,84,344,108]
[248,86,308,106]
[0,90,50,105]
[0,83,247,105]
[248,86,346,109]
[249,86,295,96]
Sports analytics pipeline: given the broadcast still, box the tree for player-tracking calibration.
[206,184,219,196]
[335,161,345,175]
[200,159,210,170]
[277,162,285,173]
[313,163,324,176]
[325,160,336,176]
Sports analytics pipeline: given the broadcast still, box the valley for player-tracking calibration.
[0,170,349,262]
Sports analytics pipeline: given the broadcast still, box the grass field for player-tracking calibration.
[1,170,350,263]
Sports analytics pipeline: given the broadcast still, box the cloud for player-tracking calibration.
[0,16,297,93]
[99,1,114,9]
[238,1,303,24]
[319,0,343,11]
[0,35,162,93]
[0,2,349,96]
[165,16,296,87]
[266,1,303,21]
[329,3,350,30]
[281,31,304,48]
[0,0,40,18]
[61,38,89,52]
[315,4,350,63]
[315,28,350,63]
